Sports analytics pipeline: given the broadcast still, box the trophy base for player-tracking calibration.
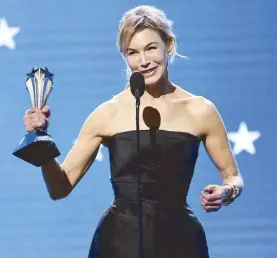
[13,130,61,167]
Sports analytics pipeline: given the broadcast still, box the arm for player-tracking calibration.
[199,98,244,210]
[41,101,115,200]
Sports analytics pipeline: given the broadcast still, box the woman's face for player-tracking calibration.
[125,28,169,86]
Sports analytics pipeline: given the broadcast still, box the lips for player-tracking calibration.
[141,67,157,74]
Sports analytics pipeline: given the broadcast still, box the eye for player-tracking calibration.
[147,46,157,51]
[128,51,136,56]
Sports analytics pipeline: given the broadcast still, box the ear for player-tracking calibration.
[167,37,174,55]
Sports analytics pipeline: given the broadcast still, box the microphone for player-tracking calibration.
[130,71,146,258]
[130,72,145,99]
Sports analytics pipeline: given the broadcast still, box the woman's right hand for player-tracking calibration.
[24,105,51,132]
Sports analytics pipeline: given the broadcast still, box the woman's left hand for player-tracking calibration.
[200,184,232,212]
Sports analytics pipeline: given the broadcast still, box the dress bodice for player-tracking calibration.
[88,130,209,258]
[107,130,201,215]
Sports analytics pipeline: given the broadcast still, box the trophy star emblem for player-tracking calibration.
[26,67,54,81]
[26,67,37,78]
[0,18,20,50]
[45,67,54,80]
[25,67,54,108]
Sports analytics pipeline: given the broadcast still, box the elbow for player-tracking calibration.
[49,194,66,201]
[47,179,73,201]
[49,188,71,201]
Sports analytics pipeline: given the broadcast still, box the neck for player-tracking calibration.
[144,71,173,99]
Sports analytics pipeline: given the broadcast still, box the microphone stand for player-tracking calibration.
[135,89,145,258]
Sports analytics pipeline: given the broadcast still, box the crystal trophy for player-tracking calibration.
[13,67,60,167]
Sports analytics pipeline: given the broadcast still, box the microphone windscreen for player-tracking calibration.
[130,72,145,98]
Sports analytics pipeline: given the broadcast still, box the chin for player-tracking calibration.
[144,73,163,87]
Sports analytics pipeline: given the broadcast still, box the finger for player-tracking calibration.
[27,112,45,119]
[31,121,45,129]
[201,191,211,200]
[25,122,38,132]
[41,105,49,112]
[201,198,222,207]
[203,184,215,191]
[25,123,33,132]
[26,115,46,128]
[201,199,207,207]
[41,106,51,117]
[200,200,206,210]
[201,203,220,213]
[201,199,220,212]
[201,191,220,202]
[25,107,40,115]
[25,110,44,119]
[200,197,208,206]
[202,185,216,194]
[25,114,46,125]
[205,192,222,202]
[34,116,46,125]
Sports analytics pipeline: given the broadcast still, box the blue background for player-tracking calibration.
[1,0,276,257]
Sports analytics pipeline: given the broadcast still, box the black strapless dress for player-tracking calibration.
[88,130,209,258]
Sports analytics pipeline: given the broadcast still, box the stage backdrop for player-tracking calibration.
[0,0,276,257]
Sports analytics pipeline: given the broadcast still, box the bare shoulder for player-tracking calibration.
[89,88,129,117]
[173,85,218,118]
[81,88,130,136]
[188,96,218,118]
[109,87,131,103]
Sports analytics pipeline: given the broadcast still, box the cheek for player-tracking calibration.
[162,50,169,64]
[152,51,168,65]
[125,56,139,70]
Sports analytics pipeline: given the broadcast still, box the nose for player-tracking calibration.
[140,52,150,68]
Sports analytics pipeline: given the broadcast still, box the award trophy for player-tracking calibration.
[13,67,60,167]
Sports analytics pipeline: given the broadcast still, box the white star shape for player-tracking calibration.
[0,18,20,50]
[228,121,261,155]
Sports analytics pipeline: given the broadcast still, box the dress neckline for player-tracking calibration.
[107,129,201,143]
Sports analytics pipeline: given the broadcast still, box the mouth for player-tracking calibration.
[141,66,158,75]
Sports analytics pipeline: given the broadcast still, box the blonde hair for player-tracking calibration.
[117,5,187,86]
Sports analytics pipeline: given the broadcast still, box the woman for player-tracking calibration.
[24,5,244,258]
